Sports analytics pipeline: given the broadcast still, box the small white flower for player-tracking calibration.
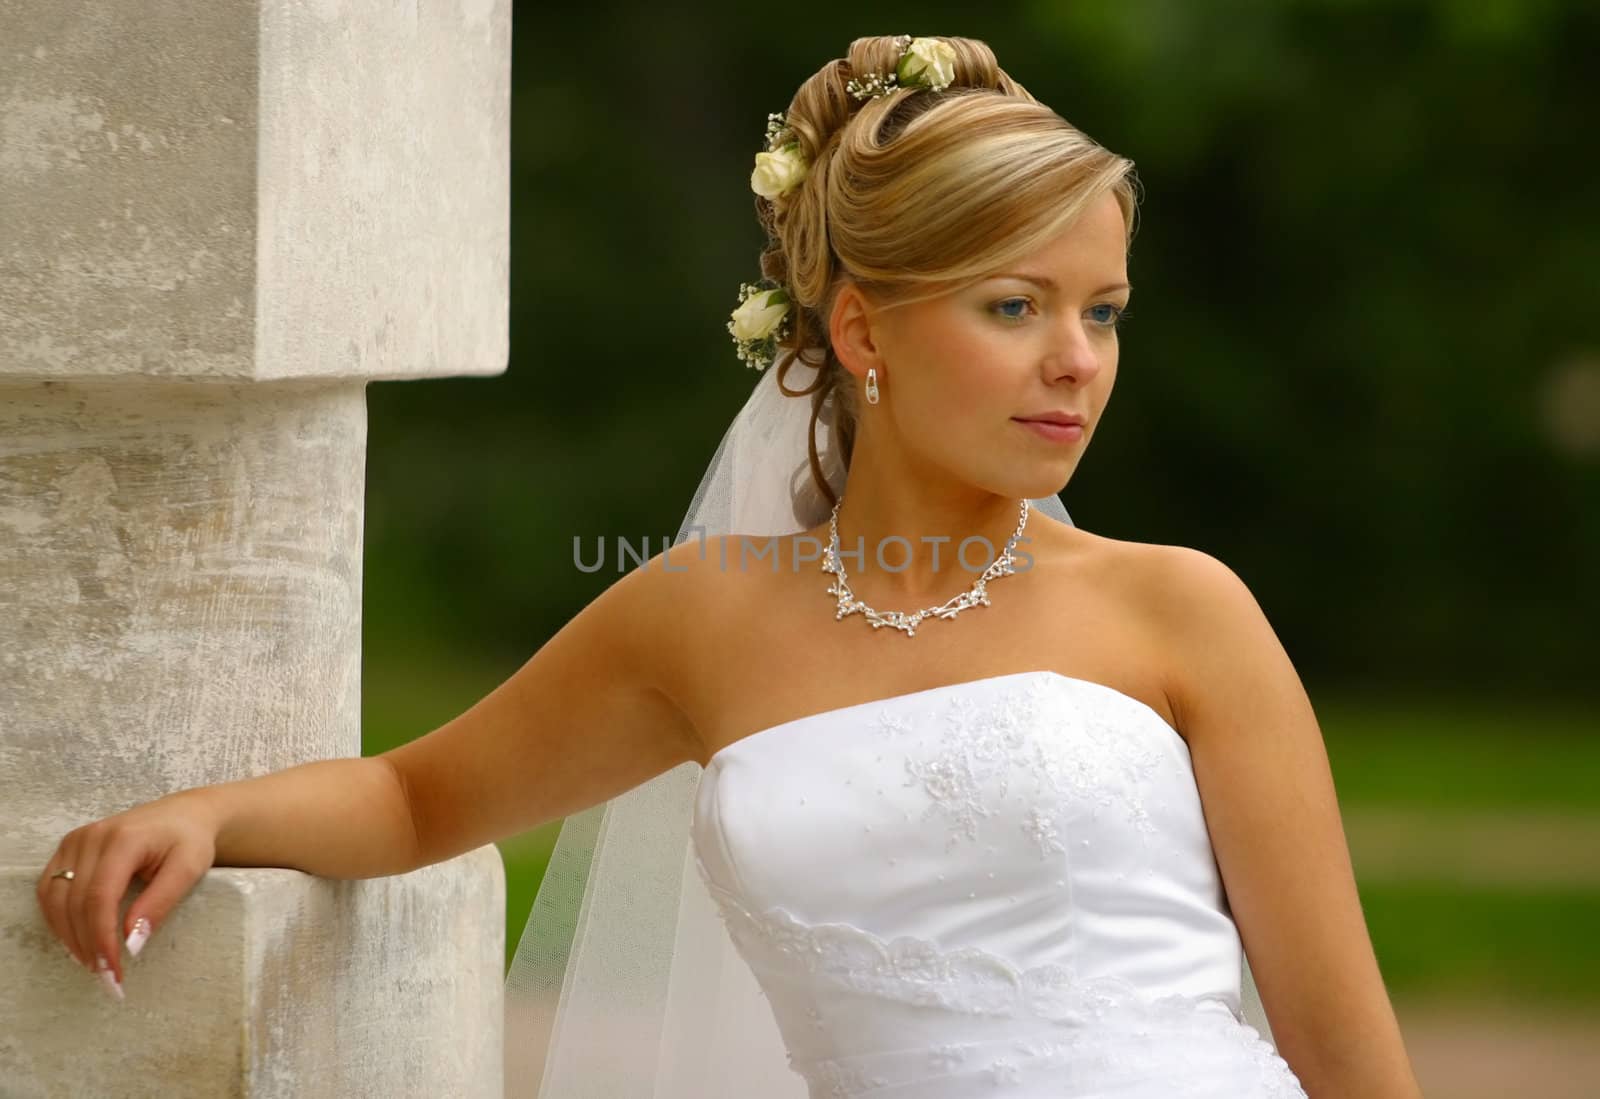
[751,142,809,198]
[727,281,792,370]
[729,287,790,341]
[846,70,899,101]
[897,37,957,92]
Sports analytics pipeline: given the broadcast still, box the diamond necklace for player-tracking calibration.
[822,497,1031,637]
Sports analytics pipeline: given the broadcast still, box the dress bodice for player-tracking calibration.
[691,670,1307,1097]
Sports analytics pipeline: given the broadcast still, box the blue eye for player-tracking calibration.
[992,297,1033,321]
[1089,304,1128,328]
[992,298,1130,329]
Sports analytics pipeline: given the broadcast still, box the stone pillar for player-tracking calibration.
[0,3,511,1095]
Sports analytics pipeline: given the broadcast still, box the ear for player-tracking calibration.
[828,281,888,383]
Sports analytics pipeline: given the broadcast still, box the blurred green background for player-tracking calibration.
[359,2,1599,1093]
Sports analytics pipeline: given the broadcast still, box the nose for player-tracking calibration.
[1043,318,1106,383]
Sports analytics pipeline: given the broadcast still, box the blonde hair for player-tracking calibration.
[754,35,1142,508]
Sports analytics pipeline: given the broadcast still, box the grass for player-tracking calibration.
[1361,882,1600,1009]
[1318,692,1600,812]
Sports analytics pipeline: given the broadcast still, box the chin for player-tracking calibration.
[998,468,1074,503]
[1024,480,1071,503]
[1028,455,1082,495]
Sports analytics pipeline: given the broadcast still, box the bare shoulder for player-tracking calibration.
[1117,539,1306,744]
[648,530,787,615]
[376,531,803,869]
[1125,540,1273,642]
[638,528,790,673]
[646,529,837,752]
[1034,525,1218,619]
[1124,540,1259,617]
[1057,534,1283,735]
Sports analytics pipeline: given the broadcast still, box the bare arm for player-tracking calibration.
[1149,546,1423,1099]
[37,546,703,989]
[378,542,704,872]
[175,757,420,880]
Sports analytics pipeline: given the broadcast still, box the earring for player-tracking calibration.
[865,367,879,405]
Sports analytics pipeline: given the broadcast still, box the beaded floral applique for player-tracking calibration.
[896,674,1169,861]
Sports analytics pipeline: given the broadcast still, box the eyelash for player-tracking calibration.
[991,297,1130,329]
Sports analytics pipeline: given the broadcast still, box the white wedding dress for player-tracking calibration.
[690,668,1309,1098]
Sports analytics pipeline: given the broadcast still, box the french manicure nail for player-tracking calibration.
[95,954,124,1002]
[125,916,151,958]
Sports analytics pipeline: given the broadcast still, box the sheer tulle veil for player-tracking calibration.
[502,351,1278,1096]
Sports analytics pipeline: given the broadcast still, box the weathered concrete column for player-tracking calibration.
[0,3,511,1095]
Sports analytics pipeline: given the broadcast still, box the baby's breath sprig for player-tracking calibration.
[764,111,792,151]
[845,71,899,101]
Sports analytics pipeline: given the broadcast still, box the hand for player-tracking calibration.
[36,792,219,996]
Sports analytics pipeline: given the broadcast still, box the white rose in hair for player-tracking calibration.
[729,288,790,341]
[898,37,956,90]
[750,143,809,198]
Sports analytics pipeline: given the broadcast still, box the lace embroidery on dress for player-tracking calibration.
[694,861,1307,1098]
[811,1058,888,1097]
[894,674,1168,863]
[700,869,1214,1024]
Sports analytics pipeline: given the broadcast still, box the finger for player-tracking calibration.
[64,831,108,982]
[122,847,209,967]
[84,835,150,986]
[36,836,89,971]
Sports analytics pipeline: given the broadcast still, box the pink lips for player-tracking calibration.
[1013,416,1085,443]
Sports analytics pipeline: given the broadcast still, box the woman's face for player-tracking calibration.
[839,189,1131,502]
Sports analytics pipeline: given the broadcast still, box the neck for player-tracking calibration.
[828,483,1027,602]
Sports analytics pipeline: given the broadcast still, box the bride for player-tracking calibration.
[37,33,1422,1099]
[445,33,1422,1098]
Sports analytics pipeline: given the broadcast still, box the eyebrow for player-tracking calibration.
[991,273,1132,294]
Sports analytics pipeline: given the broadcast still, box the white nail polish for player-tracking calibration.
[95,954,124,1001]
[125,916,151,958]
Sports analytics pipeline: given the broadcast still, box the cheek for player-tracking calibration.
[927,357,1005,415]
[895,368,990,444]
[1098,354,1118,396]
[894,312,1021,424]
